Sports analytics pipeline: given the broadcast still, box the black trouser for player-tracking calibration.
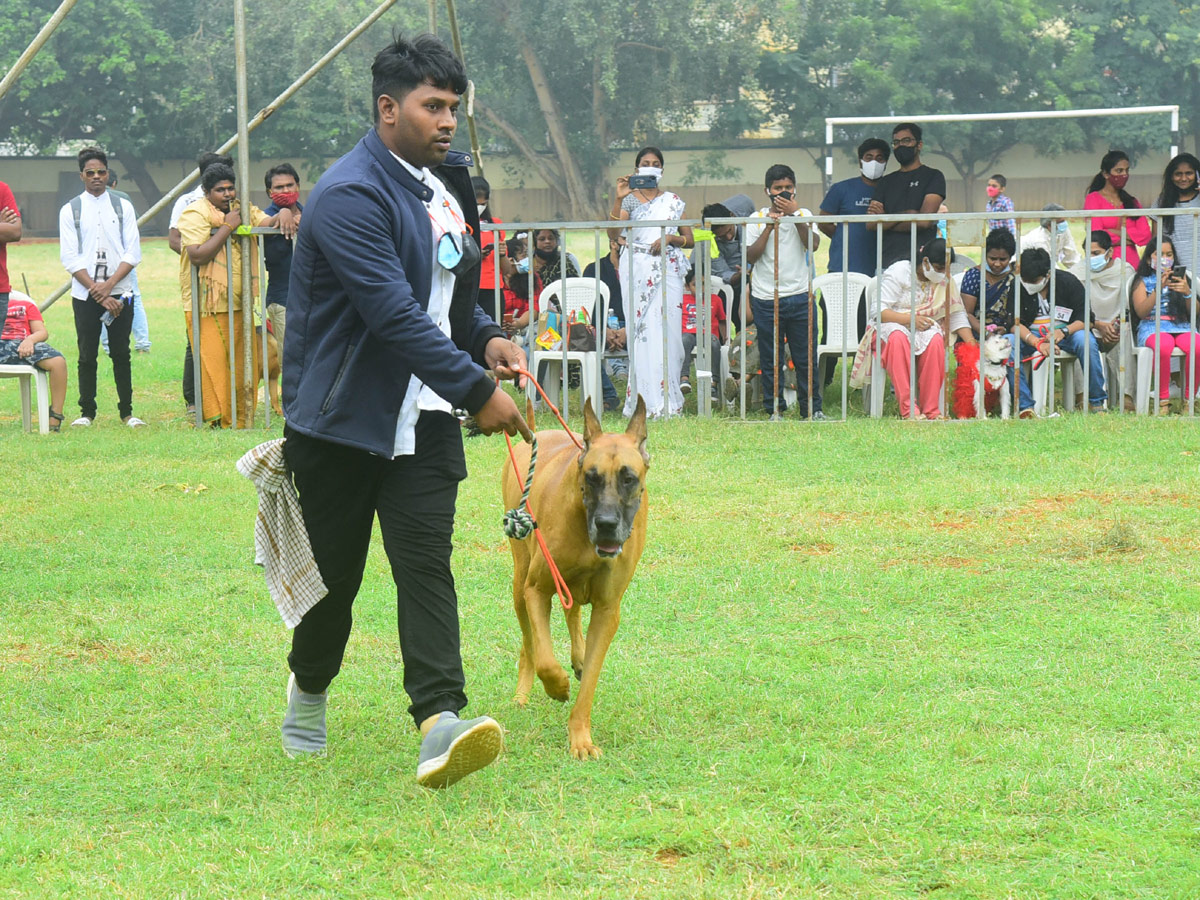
[73,296,133,420]
[183,340,196,406]
[284,413,469,727]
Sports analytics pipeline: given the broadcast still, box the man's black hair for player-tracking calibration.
[264,162,300,191]
[371,33,467,124]
[857,138,890,162]
[984,227,1016,257]
[198,151,234,174]
[919,238,953,267]
[1090,230,1113,251]
[892,122,922,143]
[78,147,107,171]
[203,163,236,193]
[702,202,732,221]
[1019,248,1052,281]
[764,164,796,188]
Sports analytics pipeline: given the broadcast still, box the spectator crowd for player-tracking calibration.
[2,123,1198,429]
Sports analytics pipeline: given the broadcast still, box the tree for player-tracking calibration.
[457,0,762,219]
[757,0,1099,206]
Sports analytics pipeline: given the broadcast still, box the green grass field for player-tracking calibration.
[3,241,1200,898]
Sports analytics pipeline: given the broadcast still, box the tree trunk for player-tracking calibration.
[515,35,592,219]
[118,152,166,231]
[475,101,571,207]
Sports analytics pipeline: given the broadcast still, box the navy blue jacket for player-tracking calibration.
[282,130,502,456]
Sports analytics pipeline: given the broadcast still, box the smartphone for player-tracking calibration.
[628,174,658,190]
[1174,264,1187,281]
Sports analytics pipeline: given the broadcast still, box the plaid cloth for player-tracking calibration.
[236,439,327,628]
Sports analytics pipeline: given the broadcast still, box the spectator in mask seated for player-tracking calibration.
[850,238,974,420]
[1086,230,1137,411]
[1130,236,1200,415]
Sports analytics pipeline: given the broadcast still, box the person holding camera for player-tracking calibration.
[745,163,822,419]
[607,146,693,418]
[1131,236,1200,415]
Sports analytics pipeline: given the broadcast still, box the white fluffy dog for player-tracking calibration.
[978,332,1012,419]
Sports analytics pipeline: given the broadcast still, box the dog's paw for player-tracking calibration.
[539,669,570,702]
[568,737,602,760]
[513,690,530,707]
[571,661,583,681]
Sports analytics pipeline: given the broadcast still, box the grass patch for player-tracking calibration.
[2,240,1200,898]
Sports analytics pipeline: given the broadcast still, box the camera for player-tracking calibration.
[628,174,658,190]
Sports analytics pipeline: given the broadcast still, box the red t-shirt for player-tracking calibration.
[0,181,19,293]
[479,216,506,292]
[1,296,42,341]
[682,292,727,337]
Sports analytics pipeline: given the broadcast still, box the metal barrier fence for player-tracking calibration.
[482,205,1199,421]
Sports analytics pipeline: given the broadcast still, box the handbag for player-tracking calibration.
[567,321,596,352]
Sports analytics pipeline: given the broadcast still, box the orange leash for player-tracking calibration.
[501,367,583,610]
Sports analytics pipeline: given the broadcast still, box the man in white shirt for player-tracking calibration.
[169,151,232,414]
[1021,203,1085,279]
[58,147,144,426]
[746,163,824,419]
[1086,230,1138,410]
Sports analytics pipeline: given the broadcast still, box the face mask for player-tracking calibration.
[535,247,558,261]
[1089,254,1109,272]
[986,185,1001,198]
[990,263,1012,275]
[1056,221,1069,235]
[1108,172,1129,190]
[1158,257,1174,272]
[893,145,918,167]
[435,230,481,276]
[270,190,299,208]
[771,190,795,203]
[476,204,487,217]
[1021,278,1048,294]
[921,261,947,283]
[636,166,663,184]
[860,159,886,180]
[515,256,530,274]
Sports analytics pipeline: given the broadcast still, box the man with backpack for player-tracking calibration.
[58,147,145,427]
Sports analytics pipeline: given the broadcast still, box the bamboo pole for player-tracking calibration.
[39,0,401,310]
[444,0,484,175]
[235,0,254,426]
[0,0,81,103]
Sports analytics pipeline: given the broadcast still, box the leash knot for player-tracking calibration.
[502,507,535,539]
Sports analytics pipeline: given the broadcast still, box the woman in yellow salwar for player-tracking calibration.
[178,163,295,427]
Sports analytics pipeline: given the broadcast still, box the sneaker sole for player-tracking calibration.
[416,719,503,789]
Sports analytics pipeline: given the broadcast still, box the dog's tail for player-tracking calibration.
[526,393,536,433]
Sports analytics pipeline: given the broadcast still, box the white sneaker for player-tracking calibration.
[71,416,92,427]
[123,416,147,427]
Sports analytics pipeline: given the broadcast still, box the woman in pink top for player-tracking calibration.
[1083,150,1151,267]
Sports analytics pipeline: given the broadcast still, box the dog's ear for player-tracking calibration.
[582,398,603,452]
[625,395,649,465]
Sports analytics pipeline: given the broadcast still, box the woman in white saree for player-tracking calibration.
[608,147,694,418]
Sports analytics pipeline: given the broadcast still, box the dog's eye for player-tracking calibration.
[620,468,639,488]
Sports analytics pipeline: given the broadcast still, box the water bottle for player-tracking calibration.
[608,313,619,330]
[100,309,114,327]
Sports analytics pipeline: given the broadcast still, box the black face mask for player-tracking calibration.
[535,247,558,261]
[893,145,918,167]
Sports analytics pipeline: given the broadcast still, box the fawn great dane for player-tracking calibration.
[501,395,649,759]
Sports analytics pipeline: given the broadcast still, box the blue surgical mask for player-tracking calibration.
[515,256,530,274]
[436,231,463,271]
[1089,254,1109,272]
[1056,221,1069,235]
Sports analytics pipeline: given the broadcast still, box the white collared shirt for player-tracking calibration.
[59,190,141,300]
[389,150,462,457]
[169,186,205,230]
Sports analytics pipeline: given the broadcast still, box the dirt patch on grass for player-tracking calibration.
[1,640,153,667]
[654,847,688,867]
[790,542,835,556]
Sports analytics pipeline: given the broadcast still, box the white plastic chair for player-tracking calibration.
[531,277,610,415]
[812,272,871,387]
[1134,345,1190,413]
[0,364,51,434]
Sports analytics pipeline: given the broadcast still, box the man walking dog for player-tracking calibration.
[279,33,530,787]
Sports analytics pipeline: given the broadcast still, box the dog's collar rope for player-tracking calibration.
[501,367,580,610]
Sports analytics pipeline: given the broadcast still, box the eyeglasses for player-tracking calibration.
[891,138,917,148]
[83,168,108,177]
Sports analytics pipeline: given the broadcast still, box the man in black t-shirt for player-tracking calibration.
[867,123,947,266]
[1014,247,1106,416]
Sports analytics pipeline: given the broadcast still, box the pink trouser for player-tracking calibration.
[881,331,945,418]
[1144,331,1200,400]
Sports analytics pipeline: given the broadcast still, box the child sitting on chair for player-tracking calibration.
[680,267,728,403]
[0,291,68,431]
